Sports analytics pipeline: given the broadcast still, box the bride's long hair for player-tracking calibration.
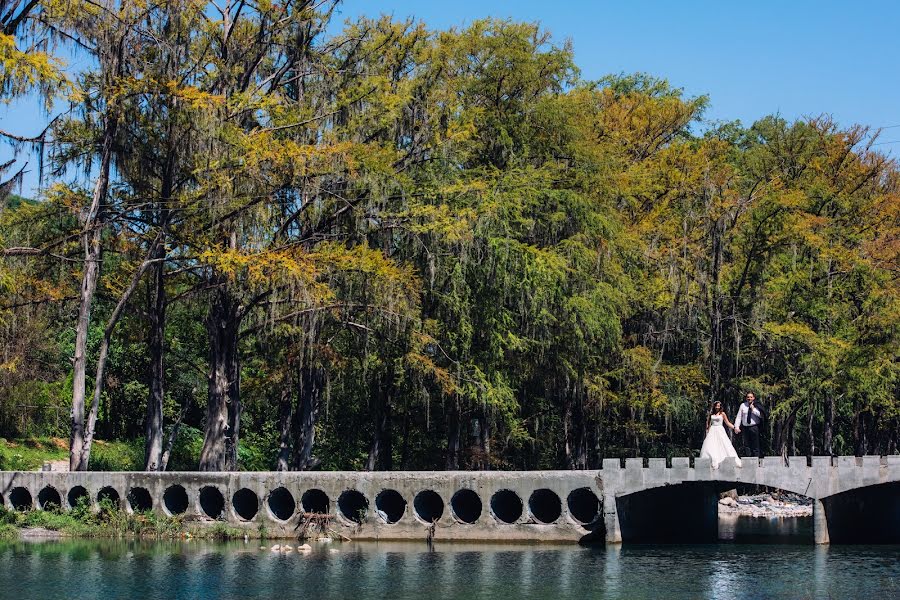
[710,400,723,416]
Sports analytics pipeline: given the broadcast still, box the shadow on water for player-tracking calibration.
[718,515,814,544]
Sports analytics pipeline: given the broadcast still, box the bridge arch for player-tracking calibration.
[610,479,816,544]
[820,482,900,544]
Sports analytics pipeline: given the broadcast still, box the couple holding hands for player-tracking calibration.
[700,392,766,469]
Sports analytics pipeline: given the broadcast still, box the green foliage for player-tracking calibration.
[0,5,896,472]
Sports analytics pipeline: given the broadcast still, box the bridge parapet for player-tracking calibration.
[599,455,900,500]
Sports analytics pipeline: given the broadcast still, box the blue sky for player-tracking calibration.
[4,0,899,198]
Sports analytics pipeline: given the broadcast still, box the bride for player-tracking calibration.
[700,401,742,468]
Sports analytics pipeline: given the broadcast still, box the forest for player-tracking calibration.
[0,1,897,473]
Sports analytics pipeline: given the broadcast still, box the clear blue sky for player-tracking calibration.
[4,0,899,198]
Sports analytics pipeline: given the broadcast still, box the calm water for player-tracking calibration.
[1,521,897,600]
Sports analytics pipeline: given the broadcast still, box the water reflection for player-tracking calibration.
[718,514,813,543]
[0,538,897,600]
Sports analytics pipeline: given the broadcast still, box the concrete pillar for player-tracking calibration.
[603,494,622,543]
[813,498,830,545]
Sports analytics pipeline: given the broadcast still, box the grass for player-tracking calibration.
[0,430,273,471]
[0,437,69,471]
[0,437,143,471]
[0,499,251,541]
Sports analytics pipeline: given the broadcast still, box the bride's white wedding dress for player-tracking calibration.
[700,414,742,468]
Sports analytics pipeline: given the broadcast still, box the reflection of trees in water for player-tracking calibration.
[1,540,897,598]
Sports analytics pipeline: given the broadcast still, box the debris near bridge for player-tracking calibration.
[719,493,813,518]
[295,512,349,542]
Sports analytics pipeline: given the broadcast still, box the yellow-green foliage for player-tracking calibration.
[0,7,896,471]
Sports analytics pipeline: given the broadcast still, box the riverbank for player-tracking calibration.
[0,503,255,542]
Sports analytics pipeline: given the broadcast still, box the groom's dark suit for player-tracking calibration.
[735,400,766,458]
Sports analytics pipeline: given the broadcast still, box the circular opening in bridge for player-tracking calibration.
[375,489,406,524]
[199,486,225,519]
[567,487,600,525]
[67,486,90,509]
[301,489,329,514]
[97,486,120,508]
[490,489,523,524]
[450,489,482,524]
[127,487,153,513]
[0,493,4,507]
[528,489,562,524]
[413,490,444,524]
[37,486,62,511]
[10,487,33,511]
[267,487,296,522]
[163,485,189,515]
[337,490,368,524]
[232,488,259,521]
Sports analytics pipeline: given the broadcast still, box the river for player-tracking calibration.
[1,518,898,599]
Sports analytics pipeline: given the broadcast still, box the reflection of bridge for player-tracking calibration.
[1,455,897,544]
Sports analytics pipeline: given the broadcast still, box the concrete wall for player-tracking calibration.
[0,470,603,543]
[2,455,897,544]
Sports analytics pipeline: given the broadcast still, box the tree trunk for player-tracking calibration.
[144,162,172,470]
[69,231,102,471]
[773,416,784,458]
[275,383,293,471]
[366,371,394,471]
[144,250,166,471]
[823,394,834,455]
[159,394,190,472]
[563,383,588,470]
[853,412,868,456]
[399,395,411,469]
[292,365,323,471]
[69,115,118,472]
[199,283,241,471]
[445,399,460,470]
[479,414,491,470]
[854,411,869,457]
[807,399,815,456]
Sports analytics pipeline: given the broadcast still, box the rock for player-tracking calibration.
[719,489,738,501]
[723,494,814,518]
[20,528,64,540]
[281,545,293,552]
[719,497,737,507]
[297,544,312,553]
[328,548,339,554]
[320,537,332,543]
[270,544,281,552]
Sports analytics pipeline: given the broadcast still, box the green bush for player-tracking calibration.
[0,498,254,541]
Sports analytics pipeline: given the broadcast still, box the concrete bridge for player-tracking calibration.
[1,455,897,544]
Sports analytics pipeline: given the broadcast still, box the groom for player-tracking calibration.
[733,391,765,459]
